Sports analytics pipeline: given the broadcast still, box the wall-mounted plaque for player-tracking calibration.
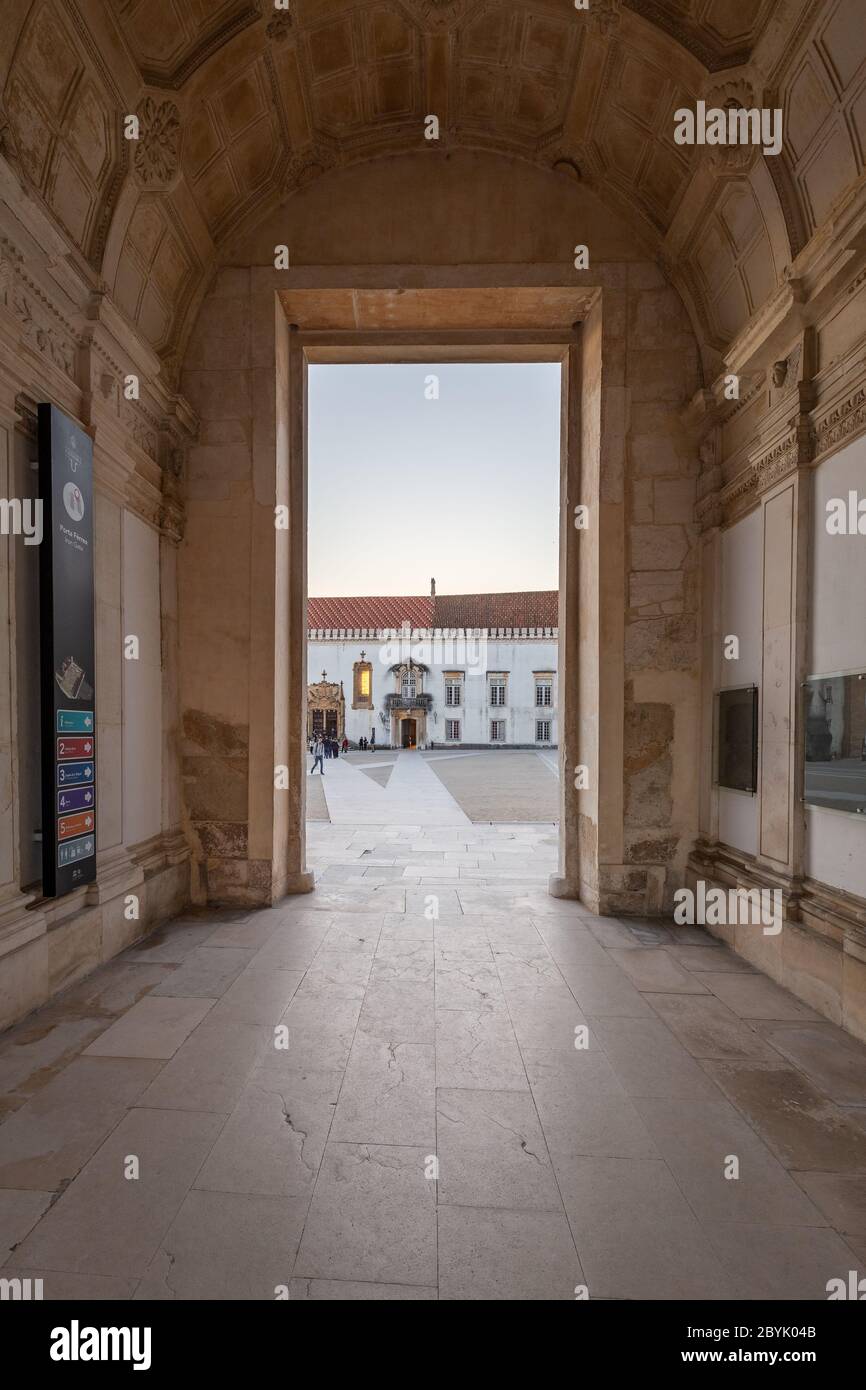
[717,686,758,793]
[804,672,866,814]
[38,404,97,896]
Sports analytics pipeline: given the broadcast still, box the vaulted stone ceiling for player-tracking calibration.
[1,0,863,382]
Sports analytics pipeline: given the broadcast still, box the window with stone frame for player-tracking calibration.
[445,718,461,742]
[489,675,508,706]
[490,720,506,742]
[399,665,419,699]
[534,676,553,707]
[445,674,463,707]
[536,720,552,743]
[353,658,373,709]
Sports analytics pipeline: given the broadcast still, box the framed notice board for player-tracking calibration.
[38,404,97,897]
[717,686,758,793]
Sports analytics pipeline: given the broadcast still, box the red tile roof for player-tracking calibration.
[308,591,557,630]
[308,595,434,629]
[434,591,558,629]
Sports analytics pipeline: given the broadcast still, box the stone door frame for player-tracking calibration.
[264,279,622,910]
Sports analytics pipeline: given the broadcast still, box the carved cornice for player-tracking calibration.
[751,415,814,495]
[0,240,79,381]
[719,464,759,524]
[812,385,866,463]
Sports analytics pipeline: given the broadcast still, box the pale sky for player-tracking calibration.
[308,363,561,596]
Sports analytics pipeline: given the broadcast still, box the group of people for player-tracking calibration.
[310,730,383,774]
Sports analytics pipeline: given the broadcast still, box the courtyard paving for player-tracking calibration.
[1,820,866,1299]
[308,747,559,824]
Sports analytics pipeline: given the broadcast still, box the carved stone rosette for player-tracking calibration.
[133,98,182,189]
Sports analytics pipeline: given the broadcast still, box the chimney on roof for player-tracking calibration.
[430,578,436,597]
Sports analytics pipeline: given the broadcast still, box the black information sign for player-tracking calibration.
[38,404,97,897]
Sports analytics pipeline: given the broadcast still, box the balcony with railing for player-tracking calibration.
[384,692,434,712]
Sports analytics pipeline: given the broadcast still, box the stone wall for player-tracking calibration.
[180,151,703,914]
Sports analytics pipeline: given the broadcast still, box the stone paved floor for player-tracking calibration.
[1,822,866,1300]
[309,747,560,824]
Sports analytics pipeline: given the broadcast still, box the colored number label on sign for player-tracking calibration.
[57,786,96,814]
[57,761,94,786]
[58,811,95,840]
[57,736,95,760]
[57,710,94,733]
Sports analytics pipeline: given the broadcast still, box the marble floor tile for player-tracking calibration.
[438,1205,582,1300]
[436,1088,560,1210]
[83,996,214,1060]
[0,1056,162,1190]
[435,1006,528,1091]
[134,1190,308,1300]
[288,1277,437,1299]
[293,1143,436,1286]
[645,992,780,1061]
[633,1095,828,1227]
[329,1028,436,1146]
[557,1157,733,1300]
[702,973,822,1022]
[705,1062,866,1171]
[702,1222,861,1300]
[150,946,256,999]
[13,1108,224,1278]
[0,1189,53,1260]
[757,1021,866,1105]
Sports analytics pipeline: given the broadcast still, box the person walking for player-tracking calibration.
[310,734,325,775]
[342,735,349,755]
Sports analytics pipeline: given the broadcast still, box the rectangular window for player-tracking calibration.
[536,720,551,743]
[535,679,553,707]
[445,679,462,707]
[490,720,505,743]
[489,679,507,707]
[446,719,461,742]
[360,669,371,698]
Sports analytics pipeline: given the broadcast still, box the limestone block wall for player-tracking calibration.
[690,246,866,1039]
[0,177,193,1032]
[180,152,703,915]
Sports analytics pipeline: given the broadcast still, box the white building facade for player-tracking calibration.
[307,592,558,750]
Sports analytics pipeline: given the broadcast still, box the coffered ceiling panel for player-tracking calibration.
[2,0,123,263]
[300,3,421,139]
[454,3,580,144]
[184,54,285,238]
[110,0,260,86]
[625,0,776,70]
[2,0,852,374]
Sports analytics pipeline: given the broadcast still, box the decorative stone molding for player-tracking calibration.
[751,416,814,495]
[695,491,722,532]
[121,400,159,462]
[700,77,761,175]
[812,385,866,462]
[587,0,623,38]
[0,99,19,167]
[265,10,294,43]
[404,0,468,27]
[0,247,79,381]
[719,465,759,524]
[133,98,182,189]
[284,146,338,192]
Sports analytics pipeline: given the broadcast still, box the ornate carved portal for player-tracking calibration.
[307,675,345,741]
